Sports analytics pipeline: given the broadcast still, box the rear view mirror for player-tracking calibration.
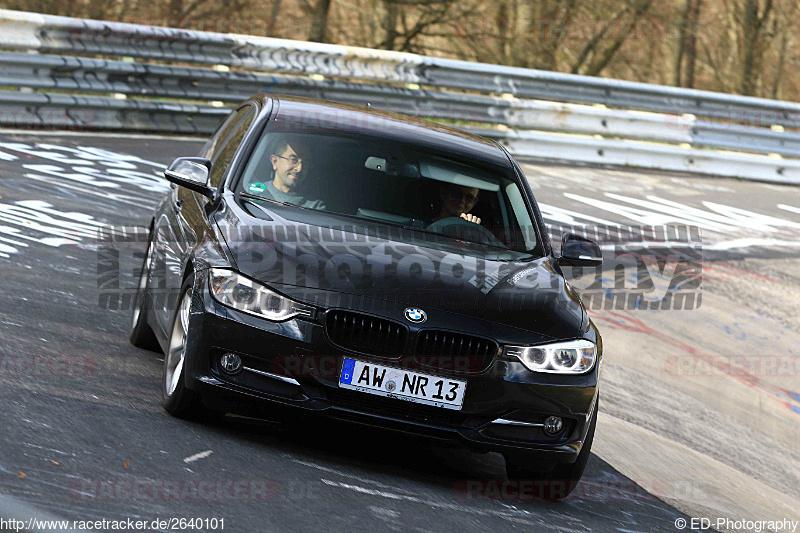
[364,156,419,177]
[559,233,603,267]
[364,156,387,172]
[164,157,214,198]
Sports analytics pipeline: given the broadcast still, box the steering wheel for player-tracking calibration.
[425,217,506,248]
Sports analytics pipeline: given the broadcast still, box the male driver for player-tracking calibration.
[260,136,326,210]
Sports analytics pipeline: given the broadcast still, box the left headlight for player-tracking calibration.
[503,339,597,374]
[209,268,314,322]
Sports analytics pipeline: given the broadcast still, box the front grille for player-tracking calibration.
[415,330,498,373]
[325,310,407,357]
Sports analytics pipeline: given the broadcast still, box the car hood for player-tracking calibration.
[215,204,585,340]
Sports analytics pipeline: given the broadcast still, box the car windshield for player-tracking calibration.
[234,129,542,257]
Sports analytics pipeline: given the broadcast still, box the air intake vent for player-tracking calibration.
[325,310,407,357]
[415,330,498,373]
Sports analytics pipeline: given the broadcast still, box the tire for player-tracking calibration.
[162,274,213,420]
[504,398,598,501]
[129,229,161,351]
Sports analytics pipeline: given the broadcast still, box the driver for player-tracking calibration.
[249,135,326,210]
[430,184,480,224]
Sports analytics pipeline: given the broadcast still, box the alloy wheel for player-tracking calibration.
[165,290,191,397]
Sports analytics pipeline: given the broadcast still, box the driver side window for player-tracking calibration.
[199,106,254,167]
[207,108,255,189]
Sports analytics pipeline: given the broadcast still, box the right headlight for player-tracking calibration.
[503,339,596,374]
[209,268,314,322]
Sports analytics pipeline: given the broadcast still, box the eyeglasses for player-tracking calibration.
[448,190,479,204]
[274,154,313,170]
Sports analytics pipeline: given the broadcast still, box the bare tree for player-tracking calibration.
[571,0,654,76]
[446,0,581,70]
[673,0,702,87]
[378,0,399,49]
[732,0,774,95]
[766,0,797,98]
[299,0,333,42]
[393,0,475,54]
[683,0,701,87]
[267,0,283,36]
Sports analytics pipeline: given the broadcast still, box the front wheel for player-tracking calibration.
[162,275,208,420]
[504,399,598,500]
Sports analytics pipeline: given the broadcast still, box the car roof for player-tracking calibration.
[255,94,512,169]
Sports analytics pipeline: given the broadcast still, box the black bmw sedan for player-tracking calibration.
[130,94,603,499]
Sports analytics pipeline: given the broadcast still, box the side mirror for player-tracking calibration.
[559,233,603,267]
[164,157,214,198]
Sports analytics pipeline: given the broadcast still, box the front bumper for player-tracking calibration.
[183,274,599,463]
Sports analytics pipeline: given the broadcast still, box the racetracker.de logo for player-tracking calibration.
[68,479,280,501]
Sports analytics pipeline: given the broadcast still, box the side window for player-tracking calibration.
[505,182,538,252]
[200,108,244,160]
[207,107,255,189]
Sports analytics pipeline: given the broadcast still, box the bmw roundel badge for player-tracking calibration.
[404,307,427,323]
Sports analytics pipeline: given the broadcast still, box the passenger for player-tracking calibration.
[247,135,326,210]
[430,184,481,225]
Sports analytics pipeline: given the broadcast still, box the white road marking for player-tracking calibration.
[22,172,146,208]
[20,442,76,457]
[291,458,419,495]
[553,192,800,254]
[538,202,618,226]
[0,142,164,259]
[370,506,400,519]
[183,450,213,463]
[0,128,203,142]
[318,478,573,529]
[320,478,496,513]
[701,200,800,230]
[704,238,800,251]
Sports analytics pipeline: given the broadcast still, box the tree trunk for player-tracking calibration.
[167,0,183,26]
[381,0,398,49]
[529,0,577,71]
[267,0,283,37]
[673,1,688,85]
[570,5,628,74]
[738,0,772,96]
[684,0,702,87]
[583,0,654,77]
[308,0,333,43]
[496,0,512,65]
[770,16,789,99]
[673,0,691,86]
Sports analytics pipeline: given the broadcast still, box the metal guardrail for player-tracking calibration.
[0,90,227,133]
[3,9,800,128]
[6,50,800,156]
[477,129,800,185]
[1,9,799,184]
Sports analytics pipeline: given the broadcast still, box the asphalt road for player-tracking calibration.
[1,130,798,533]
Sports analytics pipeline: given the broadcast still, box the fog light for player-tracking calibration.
[220,353,242,374]
[543,416,563,436]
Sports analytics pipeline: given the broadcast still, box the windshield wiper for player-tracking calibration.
[238,191,310,210]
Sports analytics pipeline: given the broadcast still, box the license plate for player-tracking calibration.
[339,358,467,410]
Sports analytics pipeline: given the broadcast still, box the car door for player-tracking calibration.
[152,104,257,335]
